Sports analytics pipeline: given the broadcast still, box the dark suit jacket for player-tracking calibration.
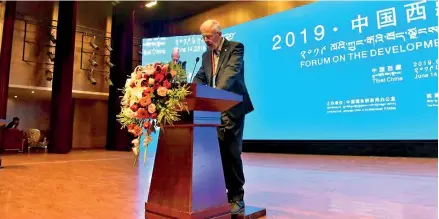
[193,38,254,120]
[177,60,186,71]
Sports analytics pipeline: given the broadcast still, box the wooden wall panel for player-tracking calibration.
[72,99,108,149]
[3,1,145,149]
[167,1,314,35]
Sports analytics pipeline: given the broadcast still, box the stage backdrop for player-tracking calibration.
[141,0,438,141]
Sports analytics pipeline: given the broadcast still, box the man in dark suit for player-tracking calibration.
[192,19,253,215]
[171,47,186,70]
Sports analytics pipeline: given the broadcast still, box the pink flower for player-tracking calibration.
[148,103,156,114]
[157,86,168,97]
[163,80,171,89]
[160,64,169,75]
[154,74,165,83]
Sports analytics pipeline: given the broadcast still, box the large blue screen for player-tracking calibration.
[142,1,438,140]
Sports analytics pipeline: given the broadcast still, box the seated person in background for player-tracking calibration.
[5,117,19,129]
[171,47,186,70]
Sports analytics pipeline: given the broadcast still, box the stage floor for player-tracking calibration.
[0,150,437,219]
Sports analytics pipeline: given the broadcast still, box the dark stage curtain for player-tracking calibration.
[106,8,135,151]
[48,1,77,153]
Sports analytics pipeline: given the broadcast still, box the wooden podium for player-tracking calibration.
[145,84,266,219]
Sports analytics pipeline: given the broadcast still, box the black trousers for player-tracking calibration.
[217,113,245,202]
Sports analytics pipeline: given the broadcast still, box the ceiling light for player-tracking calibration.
[31,91,35,94]
[145,0,157,8]
[14,96,17,98]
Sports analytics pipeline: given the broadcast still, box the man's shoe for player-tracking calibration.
[230,200,245,215]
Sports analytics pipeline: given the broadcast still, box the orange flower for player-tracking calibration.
[127,124,136,130]
[130,104,139,112]
[128,125,142,137]
[170,70,177,77]
[148,103,156,114]
[138,96,151,107]
[157,86,168,97]
[136,108,149,119]
[143,121,151,129]
[142,88,152,96]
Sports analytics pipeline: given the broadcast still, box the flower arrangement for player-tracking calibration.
[117,62,191,164]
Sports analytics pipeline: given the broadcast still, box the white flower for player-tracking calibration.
[132,146,139,156]
[131,87,143,100]
[132,138,139,146]
[125,79,132,88]
[121,107,135,117]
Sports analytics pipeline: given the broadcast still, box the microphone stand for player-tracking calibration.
[190,58,199,82]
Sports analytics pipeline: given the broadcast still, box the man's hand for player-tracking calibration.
[192,62,207,85]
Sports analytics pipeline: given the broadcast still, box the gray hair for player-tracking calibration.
[172,47,179,55]
[200,19,222,33]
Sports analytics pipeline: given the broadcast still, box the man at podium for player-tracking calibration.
[192,19,254,215]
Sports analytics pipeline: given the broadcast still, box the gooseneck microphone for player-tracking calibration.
[190,57,200,82]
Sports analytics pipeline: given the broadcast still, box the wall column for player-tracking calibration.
[106,8,134,151]
[48,1,77,154]
[0,1,16,119]
[0,1,16,167]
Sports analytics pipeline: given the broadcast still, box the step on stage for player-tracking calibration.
[235,206,267,219]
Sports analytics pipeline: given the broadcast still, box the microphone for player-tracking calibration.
[190,57,200,82]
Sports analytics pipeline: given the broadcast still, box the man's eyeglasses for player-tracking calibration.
[202,35,213,40]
